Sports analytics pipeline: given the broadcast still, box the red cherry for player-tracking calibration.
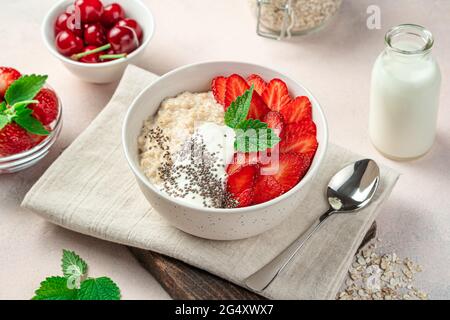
[79,45,100,63]
[54,12,83,37]
[84,23,106,46]
[75,0,104,24]
[101,3,125,28]
[116,18,143,42]
[107,25,139,54]
[55,30,84,56]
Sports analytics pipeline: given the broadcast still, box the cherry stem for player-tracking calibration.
[72,44,111,60]
[99,53,128,60]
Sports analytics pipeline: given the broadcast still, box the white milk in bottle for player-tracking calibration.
[369,24,441,160]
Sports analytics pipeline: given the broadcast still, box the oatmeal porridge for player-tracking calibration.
[138,91,225,184]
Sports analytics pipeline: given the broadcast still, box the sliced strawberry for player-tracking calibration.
[225,74,249,108]
[279,121,318,156]
[263,111,284,136]
[0,123,35,156]
[226,165,258,207]
[231,188,254,208]
[253,175,283,205]
[261,78,291,111]
[227,153,259,176]
[29,88,59,126]
[279,96,312,124]
[0,67,21,99]
[266,152,311,192]
[246,74,267,95]
[211,76,227,106]
[248,94,270,120]
[225,74,270,120]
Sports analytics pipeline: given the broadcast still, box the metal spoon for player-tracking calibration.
[245,159,380,292]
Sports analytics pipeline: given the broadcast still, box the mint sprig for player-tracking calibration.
[224,86,280,152]
[225,86,254,128]
[78,277,121,300]
[61,250,88,279]
[32,277,79,300]
[5,75,47,106]
[0,74,49,135]
[32,250,121,300]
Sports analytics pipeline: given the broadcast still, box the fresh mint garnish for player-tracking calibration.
[235,120,280,152]
[0,74,49,135]
[224,86,254,128]
[5,75,47,107]
[224,86,280,152]
[32,250,121,300]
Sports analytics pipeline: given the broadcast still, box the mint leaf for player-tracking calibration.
[0,115,9,130]
[0,101,6,112]
[61,250,88,279]
[236,118,268,130]
[5,75,47,106]
[77,277,121,300]
[32,276,78,300]
[14,113,49,135]
[235,120,280,153]
[224,86,254,128]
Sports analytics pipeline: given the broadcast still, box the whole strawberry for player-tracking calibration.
[0,67,21,100]
[0,72,52,157]
[0,123,35,156]
[30,88,59,125]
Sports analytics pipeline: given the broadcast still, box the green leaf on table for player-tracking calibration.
[61,250,88,279]
[5,74,47,106]
[224,86,254,128]
[77,277,121,300]
[32,276,78,300]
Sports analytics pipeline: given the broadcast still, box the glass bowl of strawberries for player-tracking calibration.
[42,0,154,83]
[0,67,62,174]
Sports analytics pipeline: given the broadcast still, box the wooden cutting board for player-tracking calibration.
[128,222,376,300]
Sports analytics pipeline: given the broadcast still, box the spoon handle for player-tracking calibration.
[244,208,335,292]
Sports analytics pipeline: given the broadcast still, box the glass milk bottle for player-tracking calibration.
[369,24,441,160]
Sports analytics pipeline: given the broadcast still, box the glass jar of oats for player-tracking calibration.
[250,0,342,39]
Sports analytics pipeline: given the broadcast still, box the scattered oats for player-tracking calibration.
[403,269,413,279]
[337,240,428,300]
[357,256,367,266]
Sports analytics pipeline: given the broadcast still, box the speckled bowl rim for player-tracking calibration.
[123,61,329,214]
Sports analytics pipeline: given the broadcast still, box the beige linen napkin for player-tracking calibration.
[22,65,399,300]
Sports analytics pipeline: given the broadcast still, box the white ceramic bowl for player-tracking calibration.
[42,0,154,84]
[123,61,328,240]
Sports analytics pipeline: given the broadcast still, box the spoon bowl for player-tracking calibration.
[245,159,381,292]
[327,159,380,212]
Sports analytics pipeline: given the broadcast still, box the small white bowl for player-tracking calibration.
[42,0,154,84]
[123,61,328,240]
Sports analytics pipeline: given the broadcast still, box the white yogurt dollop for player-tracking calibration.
[159,122,235,208]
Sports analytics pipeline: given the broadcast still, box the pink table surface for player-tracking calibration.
[1,0,449,300]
